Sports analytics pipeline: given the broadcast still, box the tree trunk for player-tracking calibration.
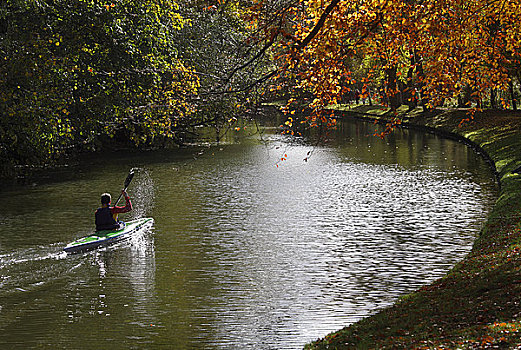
[414,55,429,112]
[490,88,497,109]
[509,80,517,111]
[457,94,464,108]
[385,66,400,112]
[405,64,416,111]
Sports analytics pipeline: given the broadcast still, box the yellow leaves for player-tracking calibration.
[103,3,115,11]
[269,0,519,124]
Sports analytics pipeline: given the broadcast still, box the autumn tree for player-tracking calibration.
[246,0,521,127]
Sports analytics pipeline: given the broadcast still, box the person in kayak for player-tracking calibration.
[95,190,133,231]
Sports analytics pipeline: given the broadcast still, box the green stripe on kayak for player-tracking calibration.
[64,217,153,253]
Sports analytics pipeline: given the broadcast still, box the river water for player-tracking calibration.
[0,117,496,349]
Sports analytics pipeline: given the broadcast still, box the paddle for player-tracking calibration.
[114,170,135,206]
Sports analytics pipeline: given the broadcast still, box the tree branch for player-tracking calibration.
[295,0,341,50]
[202,68,280,95]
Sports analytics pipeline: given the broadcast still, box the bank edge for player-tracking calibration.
[306,106,521,349]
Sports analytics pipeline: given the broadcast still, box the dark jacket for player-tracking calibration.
[95,206,119,231]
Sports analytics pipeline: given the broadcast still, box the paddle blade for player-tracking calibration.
[124,171,135,189]
[114,170,135,206]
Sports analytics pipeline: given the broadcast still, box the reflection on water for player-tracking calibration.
[0,118,496,349]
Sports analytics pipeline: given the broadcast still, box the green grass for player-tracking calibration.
[306,106,521,349]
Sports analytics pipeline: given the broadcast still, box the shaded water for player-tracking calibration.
[0,118,496,349]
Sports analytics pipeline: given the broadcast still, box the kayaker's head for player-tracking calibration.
[101,193,111,207]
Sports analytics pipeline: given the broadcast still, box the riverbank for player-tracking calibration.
[307,105,521,349]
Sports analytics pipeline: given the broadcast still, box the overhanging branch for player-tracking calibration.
[295,0,341,50]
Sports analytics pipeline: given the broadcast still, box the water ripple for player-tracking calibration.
[157,142,495,349]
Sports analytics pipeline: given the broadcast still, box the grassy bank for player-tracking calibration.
[306,105,521,349]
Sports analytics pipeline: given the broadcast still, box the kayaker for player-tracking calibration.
[95,190,133,231]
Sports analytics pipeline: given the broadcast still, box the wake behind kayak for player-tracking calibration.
[64,217,153,254]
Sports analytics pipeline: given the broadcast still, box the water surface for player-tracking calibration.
[0,118,497,349]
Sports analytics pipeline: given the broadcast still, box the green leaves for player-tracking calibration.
[0,0,199,174]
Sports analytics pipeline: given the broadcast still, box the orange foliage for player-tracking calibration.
[248,0,521,125]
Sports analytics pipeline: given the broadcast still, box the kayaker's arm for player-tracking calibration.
[111,190,132,219]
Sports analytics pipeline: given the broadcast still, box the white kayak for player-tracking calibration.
[64,217,153,254]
